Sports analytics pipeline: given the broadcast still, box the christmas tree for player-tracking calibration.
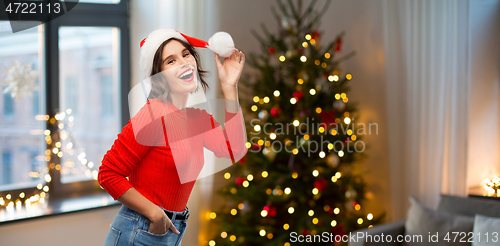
[208,0,383,245]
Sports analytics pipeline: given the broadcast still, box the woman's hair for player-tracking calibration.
[147,38,209,103]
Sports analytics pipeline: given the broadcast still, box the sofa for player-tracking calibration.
[349,194,500,246]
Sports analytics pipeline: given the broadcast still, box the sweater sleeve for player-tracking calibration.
[202,108,248,163]
[98,101,165,200]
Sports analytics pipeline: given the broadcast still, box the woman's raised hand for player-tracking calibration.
[215,49,245,88]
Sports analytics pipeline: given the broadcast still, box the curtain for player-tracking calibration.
[382,0,470,220]
[130,1,219,244]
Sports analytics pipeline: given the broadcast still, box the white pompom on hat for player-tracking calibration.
[139,29,235,79]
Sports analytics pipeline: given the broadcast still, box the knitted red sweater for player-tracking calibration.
[98,98,246,212]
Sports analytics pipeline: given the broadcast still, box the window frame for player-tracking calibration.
[0,0,130,216]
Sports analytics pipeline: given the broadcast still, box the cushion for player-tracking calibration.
[401,196,474,246]
[472,214,500,246]
[438,195,500,218]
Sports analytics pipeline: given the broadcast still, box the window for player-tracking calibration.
[63,77,78,115]
[0,1,130,222]
[0,21,46,195]
[58,26,121,183]
[2,151,13,185]
[32,90,39,116]
[101,75,114,117]
[3,90,13,117]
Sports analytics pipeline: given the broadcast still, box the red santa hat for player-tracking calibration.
[139,29,235,79]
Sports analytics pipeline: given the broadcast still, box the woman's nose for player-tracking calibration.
[180,56,193,66]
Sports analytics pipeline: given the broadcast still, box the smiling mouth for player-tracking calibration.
[179,68,194,81]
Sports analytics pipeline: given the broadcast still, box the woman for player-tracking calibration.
[98,29,246,246]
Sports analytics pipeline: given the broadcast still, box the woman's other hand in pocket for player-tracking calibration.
[148,208,180,235]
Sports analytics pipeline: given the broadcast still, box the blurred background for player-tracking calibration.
[0,0,499,245]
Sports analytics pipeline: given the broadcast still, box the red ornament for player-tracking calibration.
[319,110,336,129]
[270,107,282,117]
[269,206,277,217]
[301,229,310,235]
[268,47,276,54]
[332,223,346,236]
[238,156,246,165]
[262,205,277,217]
[297,48,303,54]
[252,143,261,150]
[293,91,304,102]
[235,177,247,186]
[335,37,342,52]
[311,31,321,40]
[314,178,328,191]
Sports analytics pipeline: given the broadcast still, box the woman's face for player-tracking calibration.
[160,40,198,94]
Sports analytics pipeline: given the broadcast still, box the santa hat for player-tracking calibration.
[139,29,235,79]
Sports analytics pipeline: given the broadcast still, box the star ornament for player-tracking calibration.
[2,60,39,100]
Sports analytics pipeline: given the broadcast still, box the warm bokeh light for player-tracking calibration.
[367,213,374,220]
[319,151,325,158]
[312,170,319,177]
[261,171,268,178]
[210,212,217,219]
[338,150,345,157]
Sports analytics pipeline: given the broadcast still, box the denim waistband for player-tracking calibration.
[119,204,189,221]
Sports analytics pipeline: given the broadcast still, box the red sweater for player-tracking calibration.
[98,98,246,212]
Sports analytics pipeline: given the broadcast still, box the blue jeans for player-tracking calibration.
[103,204,189,246]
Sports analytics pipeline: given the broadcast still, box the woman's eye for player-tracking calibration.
[167,59,174,64]
[183,53,190,57]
